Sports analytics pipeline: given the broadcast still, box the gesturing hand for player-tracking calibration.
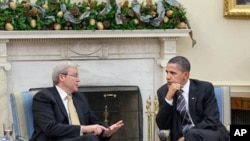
[82,124,108,136]
[103,120,124,137]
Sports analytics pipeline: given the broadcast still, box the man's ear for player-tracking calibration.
[58,74,65,81]
[184,71,190,79]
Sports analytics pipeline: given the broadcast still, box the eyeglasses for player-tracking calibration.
[61,73,79,78]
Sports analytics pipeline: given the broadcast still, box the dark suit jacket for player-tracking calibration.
[30,86,109,141]
[156,79,229,141]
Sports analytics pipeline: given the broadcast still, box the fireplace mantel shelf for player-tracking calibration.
[0,29,191,39]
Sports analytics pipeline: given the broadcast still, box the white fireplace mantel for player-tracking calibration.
[0,29,191,39]
[0,29,191,138]
[0,29,191,69]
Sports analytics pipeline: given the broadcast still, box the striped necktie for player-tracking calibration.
[67,95,80,125]
[176,91,192,133]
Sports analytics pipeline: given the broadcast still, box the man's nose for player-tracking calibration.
[76,77,80,82]
[166,74,170,80]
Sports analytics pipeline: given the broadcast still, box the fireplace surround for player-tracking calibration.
[0,29,191,139]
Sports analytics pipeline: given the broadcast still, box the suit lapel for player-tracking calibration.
[72,95,80,114]
[188,80,197,123]
[52,87,69,120]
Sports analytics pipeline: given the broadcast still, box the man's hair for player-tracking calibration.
[52,61,79,85]
[168,56,191,72]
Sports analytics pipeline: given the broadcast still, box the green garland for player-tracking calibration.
[0,0,188,31]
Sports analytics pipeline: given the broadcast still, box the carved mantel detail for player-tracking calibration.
[1,30,191,62]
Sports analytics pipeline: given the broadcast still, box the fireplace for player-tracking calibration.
[79,85,143,141]
[231,96,250,124]
[0,30,191,139]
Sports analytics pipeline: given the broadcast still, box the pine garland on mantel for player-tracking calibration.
[0,0,190,31]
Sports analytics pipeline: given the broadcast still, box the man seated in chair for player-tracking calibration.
[156,56,229,141]
[30,61,124,141]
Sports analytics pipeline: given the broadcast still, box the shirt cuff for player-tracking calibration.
[80,126,83,135]
[165,98,173,105]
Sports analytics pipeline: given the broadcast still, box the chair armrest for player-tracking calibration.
[226,124,230,132]
[158,130,170,141]
[16,136,29,141]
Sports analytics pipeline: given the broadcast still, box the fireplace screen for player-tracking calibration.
[78,85,143,141]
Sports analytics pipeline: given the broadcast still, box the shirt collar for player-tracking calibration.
[182,79,190,94]
[55,85,68,100]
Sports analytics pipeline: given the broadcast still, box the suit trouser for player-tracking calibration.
[184,128,229,141]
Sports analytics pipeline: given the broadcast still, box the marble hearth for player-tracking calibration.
[0,29,191,140]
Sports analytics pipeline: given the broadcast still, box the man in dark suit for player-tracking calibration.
[156,56,229,141]
[30,61,124,141]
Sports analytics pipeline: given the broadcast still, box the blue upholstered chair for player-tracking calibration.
[214,86,231,127]
[10,91,35,141]
[158,86,231,141]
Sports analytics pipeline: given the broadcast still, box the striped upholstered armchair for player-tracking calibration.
[10,91,35,141]
[158,86,231,141]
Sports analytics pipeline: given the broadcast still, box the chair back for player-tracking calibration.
[10,91,35,140]
[214,86,231,126]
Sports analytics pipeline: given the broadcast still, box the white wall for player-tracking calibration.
[177,0,250,85]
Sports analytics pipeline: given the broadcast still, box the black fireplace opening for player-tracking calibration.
[78,85,143,141]
[232,110,250,124]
